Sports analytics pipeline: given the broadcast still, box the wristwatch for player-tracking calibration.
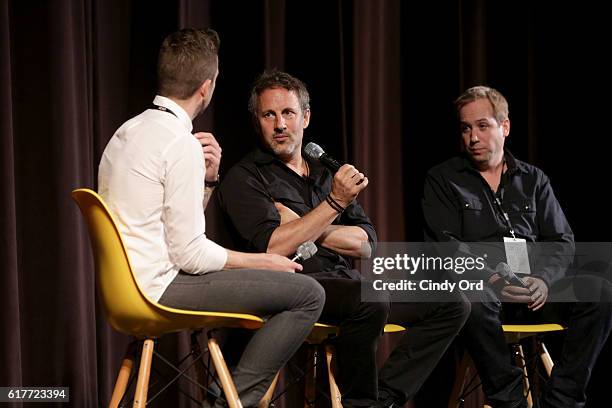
[205,175,220,188]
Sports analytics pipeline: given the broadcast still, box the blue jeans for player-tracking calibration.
[158,269,325,408]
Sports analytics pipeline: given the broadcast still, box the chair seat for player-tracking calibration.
[502,323,565,342]
[111,302,265,339]
[307,322,406,344]
[384,323,407,333]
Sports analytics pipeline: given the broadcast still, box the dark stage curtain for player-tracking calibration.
[2,1,611,407]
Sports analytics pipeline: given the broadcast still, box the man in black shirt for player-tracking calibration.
[424,85,612,408]
[218,70,469,407]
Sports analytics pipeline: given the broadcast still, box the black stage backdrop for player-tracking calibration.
[2,1,611,407]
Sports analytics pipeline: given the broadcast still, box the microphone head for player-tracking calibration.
[495,262,512,278]
[296,241,318,261]
[495,262,527,288]
[304,142,325,160]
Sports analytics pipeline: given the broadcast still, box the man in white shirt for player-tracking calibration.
[98,28,325,408]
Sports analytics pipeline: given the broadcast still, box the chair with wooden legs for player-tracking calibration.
[72,188,271,408]
[449,323,565,408]
[260,323,406,408]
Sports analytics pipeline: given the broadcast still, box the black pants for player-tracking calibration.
[316,277,470,407]
[377,287,470,406]
[462,276,612,408]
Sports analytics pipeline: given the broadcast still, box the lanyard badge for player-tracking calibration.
[492,174,531,275]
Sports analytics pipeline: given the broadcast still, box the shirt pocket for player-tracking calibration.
[505,198,538,235]
[460,197,484,212]
[459,197,490,240]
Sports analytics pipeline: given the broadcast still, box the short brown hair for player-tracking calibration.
[157,28,219,99]
[455,86,509,124]
[248,70,310,121]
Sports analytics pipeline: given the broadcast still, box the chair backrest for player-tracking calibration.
[72,188,174,335]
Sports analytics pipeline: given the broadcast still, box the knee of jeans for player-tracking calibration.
[363,299,390,325]
[453,297,472,325]
[468,298,501,321]
[291,275,326,314]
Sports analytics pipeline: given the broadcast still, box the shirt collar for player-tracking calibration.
[456,149,527,175]
[152,95,193,132]
[251,147,325,181]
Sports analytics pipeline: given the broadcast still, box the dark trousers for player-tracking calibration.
[316,277,470,407]
[462,276,612,408]
[378,289,470,405]
[315,278,389,407]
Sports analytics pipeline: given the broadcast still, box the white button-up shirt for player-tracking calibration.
[98,95,228,302]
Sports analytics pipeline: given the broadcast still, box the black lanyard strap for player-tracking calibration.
[492,193,516,238]
[483,159,516,238]
[488,160,516,238]
[151,104,178,118]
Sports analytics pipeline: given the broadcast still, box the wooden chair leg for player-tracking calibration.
[208,335,243,408]
[110,340,137,408]
[258,372,280,408]
[513,344,533,408]
[538,341,554,377]
[133,339,154,408]
[448,352,471,408]
[325,345,342,408]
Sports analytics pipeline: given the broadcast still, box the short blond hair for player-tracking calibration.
[455,86,509,124]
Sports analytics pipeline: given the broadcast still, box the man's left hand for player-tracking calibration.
[525,276,548,311]
[194,132,221,183]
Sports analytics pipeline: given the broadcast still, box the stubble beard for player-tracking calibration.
[270,135,299,160]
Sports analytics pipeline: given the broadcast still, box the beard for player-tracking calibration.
[267,133,301,160]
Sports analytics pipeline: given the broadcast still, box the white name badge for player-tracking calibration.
[503,237,531,275]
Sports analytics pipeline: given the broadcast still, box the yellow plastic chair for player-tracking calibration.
[449,323,565,408]
[72,188,266,408]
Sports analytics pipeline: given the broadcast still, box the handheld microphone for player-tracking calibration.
[304,142,343,173]
[495,262,528,288]
[291,241,318,262]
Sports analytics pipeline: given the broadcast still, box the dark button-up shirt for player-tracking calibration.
[422,151,574,286]
[217,147,377,280]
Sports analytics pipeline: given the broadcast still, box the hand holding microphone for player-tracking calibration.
[495,262,528,288]
[304,142,343,172]
[304,142,369,210]
[491,262,540,305]
[251,244,315,272]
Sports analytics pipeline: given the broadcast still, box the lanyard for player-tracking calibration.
[151,104,178,118]
[489,161,516,238]
[492,190,516,238]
